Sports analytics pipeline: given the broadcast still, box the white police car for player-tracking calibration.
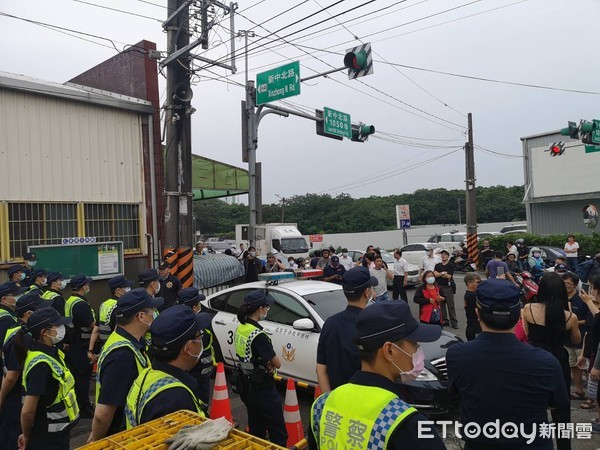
[202,271,462,415]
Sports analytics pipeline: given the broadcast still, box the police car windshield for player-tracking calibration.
[281,238,308,253]
[303,290,347,323]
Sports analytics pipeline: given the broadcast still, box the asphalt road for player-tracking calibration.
[71,275,600,449]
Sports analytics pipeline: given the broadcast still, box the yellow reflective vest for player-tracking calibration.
[311,383,417,450]
[124,367,205,429]
[22,348,79,433]
[65,295,96,340]
[98,298,118,344]
[95,329,150,403]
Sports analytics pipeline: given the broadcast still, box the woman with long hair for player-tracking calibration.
[233,291,287,446]
[17,307,79,450]
[413,270,446,326]
[522,272,580,450]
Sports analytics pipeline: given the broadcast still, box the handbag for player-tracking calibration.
[430,307,441,324]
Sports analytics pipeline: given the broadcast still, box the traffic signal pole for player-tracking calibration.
[465,113,479,268]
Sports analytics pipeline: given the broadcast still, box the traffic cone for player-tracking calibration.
[210,362,233,421]
[314,385,322,400]
[284,378,305,447]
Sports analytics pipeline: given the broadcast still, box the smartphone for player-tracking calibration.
[497,266,505,276]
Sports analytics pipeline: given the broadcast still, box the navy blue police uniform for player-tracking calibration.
[446,279,570,449]
[158,264,182,311]
[42,272,66,316]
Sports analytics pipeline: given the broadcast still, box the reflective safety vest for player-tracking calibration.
[65,295,96,340]
[98,298,118,343]
[234,322,271,372]
[2,325,21,375]
[22,349,79,433]
[311,384,418,450]
[95,330,150,403]
[124,367,205,429]
[25,284,42,295]
[199,329,217,376]
[41,290,61,302]
[0,309,17,346]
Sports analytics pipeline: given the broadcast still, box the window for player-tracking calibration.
[267,291,309,326]
[209,291,231,312]
[225,289,253,314]
[84,203,141,252]
[8,203,77,259]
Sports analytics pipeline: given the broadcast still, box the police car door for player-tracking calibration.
[263,288,318,385]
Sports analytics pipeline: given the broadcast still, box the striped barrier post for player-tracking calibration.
[466,233,479,269]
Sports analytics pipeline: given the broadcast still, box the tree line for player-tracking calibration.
[194,185,526,237]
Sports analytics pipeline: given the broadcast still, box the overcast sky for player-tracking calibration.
[2,0,599,204]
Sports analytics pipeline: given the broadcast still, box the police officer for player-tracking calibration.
[88,288,163,442]
[157,262,181,311]
[0,292,43,450]
[41,272,67,316]
[139,268,162,298]
[311,301,445,449]
[124,305,206,428]
[234,291,287,446]
[0,282,24,349]
[177,287,214,404]
[446,279,570,449]
[316,267,376,392]
[21,253,38,287]
[64,273,99,417]
[18,307,78,450]
[25,269,47,295]
[98,275,135,346]
[7,265,26,285]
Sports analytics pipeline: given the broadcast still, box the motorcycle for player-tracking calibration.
[513,270,539,304]
[451,253,476,272]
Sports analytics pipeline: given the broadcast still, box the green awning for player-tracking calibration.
[191,154,248,200]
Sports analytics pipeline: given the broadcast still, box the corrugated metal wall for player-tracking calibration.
[530,200,600,235]
[0,89,144,203]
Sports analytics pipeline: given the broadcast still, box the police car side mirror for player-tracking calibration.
[292,318,315,331]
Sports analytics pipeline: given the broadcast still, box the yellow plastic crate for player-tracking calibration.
[77,410,305,450]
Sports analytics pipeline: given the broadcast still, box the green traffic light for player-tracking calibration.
[560,121,579,139]
[580,121,594,134]
[360,124,375,136]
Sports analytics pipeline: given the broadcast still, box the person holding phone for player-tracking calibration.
[485,251,518,286]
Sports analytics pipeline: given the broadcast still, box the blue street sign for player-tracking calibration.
[400,219,411,229]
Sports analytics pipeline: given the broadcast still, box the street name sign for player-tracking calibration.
[256,61,300,105]
[323,107,351,139]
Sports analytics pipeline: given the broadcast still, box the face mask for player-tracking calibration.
[19,273,26,281]
[84,285,90,295]
[60,280,68,290]
[533,253,540,258]
[342,253,348,257]
[29,261,37,267]
[249,251,256,257]
[123,286,131,293]
[139,312,153,328]
[48,325,66,345]
[391,343,425,382]
[426,277,435,285]
[187,339,203,360]
[40,278,48,286]
[259,305,269,320]
[154,282,161,294]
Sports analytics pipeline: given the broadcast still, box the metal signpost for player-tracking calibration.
[323,107,352,139]
[256,61,300,105]
[396,205,411,245]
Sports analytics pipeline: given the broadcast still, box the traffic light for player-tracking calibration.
[547,141,565,156]
[351,123,375,142]
[580,120,596,145]
[560,121,579,139]
[344,43,374,79]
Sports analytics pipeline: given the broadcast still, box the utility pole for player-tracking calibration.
[164,0,194,286]
[465,113,479,268]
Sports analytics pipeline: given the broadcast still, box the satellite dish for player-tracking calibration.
[173,82,193,102]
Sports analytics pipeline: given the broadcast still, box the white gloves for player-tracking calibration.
[165,417,234,450]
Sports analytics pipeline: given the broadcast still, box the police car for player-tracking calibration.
[202,271,461,415]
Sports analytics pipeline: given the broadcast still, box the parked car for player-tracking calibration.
[206,242,235,254]
[500,224,528,234]
[202,277,461,416]
[527,246,566,267]
[400,243,443,266]
[477,232,502,239]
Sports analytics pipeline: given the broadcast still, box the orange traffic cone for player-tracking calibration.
[210,362,233,421]
[314,385,322,400]
[284,378,305,447]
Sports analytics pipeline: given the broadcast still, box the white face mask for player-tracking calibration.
[123,286,131,294]
[259,305,270,320]
[154,282,161,294]
[40,278,48,286]
[48,325,66,345]
[19,273,26,281]
[60,280,68,290]
[249,251,256,257]
[187,339,204,361]
[29,261,37,267]
[342,253,348,257]
[426,277,435,285]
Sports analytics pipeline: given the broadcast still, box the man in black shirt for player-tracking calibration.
[243,246,265,282]
[434,249,458,329]
[158,262,182,311]
[463,272,482,341]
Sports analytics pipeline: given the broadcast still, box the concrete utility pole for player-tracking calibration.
[465,113,479,268]
[164,0,194,286]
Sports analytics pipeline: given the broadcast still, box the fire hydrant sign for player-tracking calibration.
[256,61,300,105]
[323,107,352,139]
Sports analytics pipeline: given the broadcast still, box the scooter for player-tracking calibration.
[451,254,476,272]
[513,270,539,304]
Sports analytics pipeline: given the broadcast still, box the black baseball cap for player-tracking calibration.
[114,288,164,318]
[177,287,206,307]
[70,273,92,289]
[476,279,521,315]
[243,290,275,308]
[357,301,442,351]
[330,255,340,263]
[16,292,44,317]
[23,252,37,262]
[108,275,135,289]
[46,272,63,285]
[150,305,204,350]
[27,307,71,335]
[0,282,27,298]
[138,268,160,284]
[342,267,378,295]
[7,265,25,277]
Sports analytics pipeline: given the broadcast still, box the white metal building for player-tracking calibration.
[0,72,155,263]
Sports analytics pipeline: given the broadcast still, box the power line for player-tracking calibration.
[72,0,163,22]
[475,145,523,158]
